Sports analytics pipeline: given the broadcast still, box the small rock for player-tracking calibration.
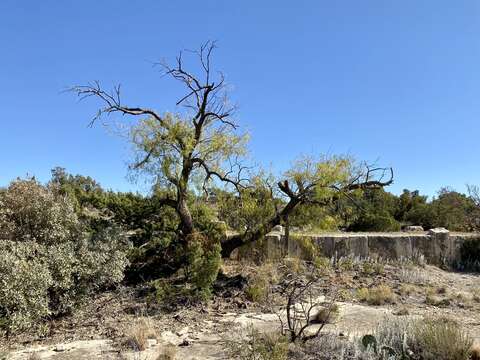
[272,225,283,233]
[179,339,191,347]
[403,225,424,232]
[176,326,190,336]
[147,338,157,347]
[54,344,66,352]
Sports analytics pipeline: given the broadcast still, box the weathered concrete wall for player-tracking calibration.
[234,230,480,265]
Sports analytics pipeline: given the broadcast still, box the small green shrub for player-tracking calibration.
[291,235,320,261]
[185,231,222,300]
[337,257,354,271]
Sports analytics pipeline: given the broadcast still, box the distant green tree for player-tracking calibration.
[430,188,477,231]
[347,188,400,232]
[395,189,429,222]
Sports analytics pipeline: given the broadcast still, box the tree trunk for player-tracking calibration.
[177,193,194,237]
[221,197,300,258]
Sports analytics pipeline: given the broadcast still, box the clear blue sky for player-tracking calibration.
[1,1,479,197]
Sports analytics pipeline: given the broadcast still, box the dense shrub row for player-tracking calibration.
[0,179,129,333]
[345,187,480,232]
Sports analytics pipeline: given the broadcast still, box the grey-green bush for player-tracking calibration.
[0,179,129,333]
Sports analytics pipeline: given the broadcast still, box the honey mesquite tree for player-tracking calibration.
[71,42,393,258]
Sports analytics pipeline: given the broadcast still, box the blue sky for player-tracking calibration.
[1,1,479,197]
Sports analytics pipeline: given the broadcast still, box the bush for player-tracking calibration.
[184,231,222,300]
[185,207,224,299]
[349,212,401,232]
[0,179,129,333]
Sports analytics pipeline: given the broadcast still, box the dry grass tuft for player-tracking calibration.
[126,317,157,351]
[398,267,429,285]
[312,303,339,324]
[357,285,395,305]
[394,306,410,316]
[399,284,416,296]
[410,317,473,360]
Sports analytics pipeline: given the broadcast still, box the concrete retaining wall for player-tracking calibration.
[234,230,480,265]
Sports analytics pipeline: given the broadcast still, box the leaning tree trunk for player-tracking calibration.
[177,195,194,237]
[221,198,300,258]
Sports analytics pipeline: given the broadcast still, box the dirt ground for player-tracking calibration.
[3,260,480,359]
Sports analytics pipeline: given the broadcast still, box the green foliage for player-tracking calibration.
[342,186,480,232]
[430,188,477,231]
[288,203,340,232]
[349,211,401,232]
[129,112,248,197]
[146,205,223,305]
[216,175,278,232]
[51,167,178,247]
[185,232,222,299]
[0,179,129,334]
